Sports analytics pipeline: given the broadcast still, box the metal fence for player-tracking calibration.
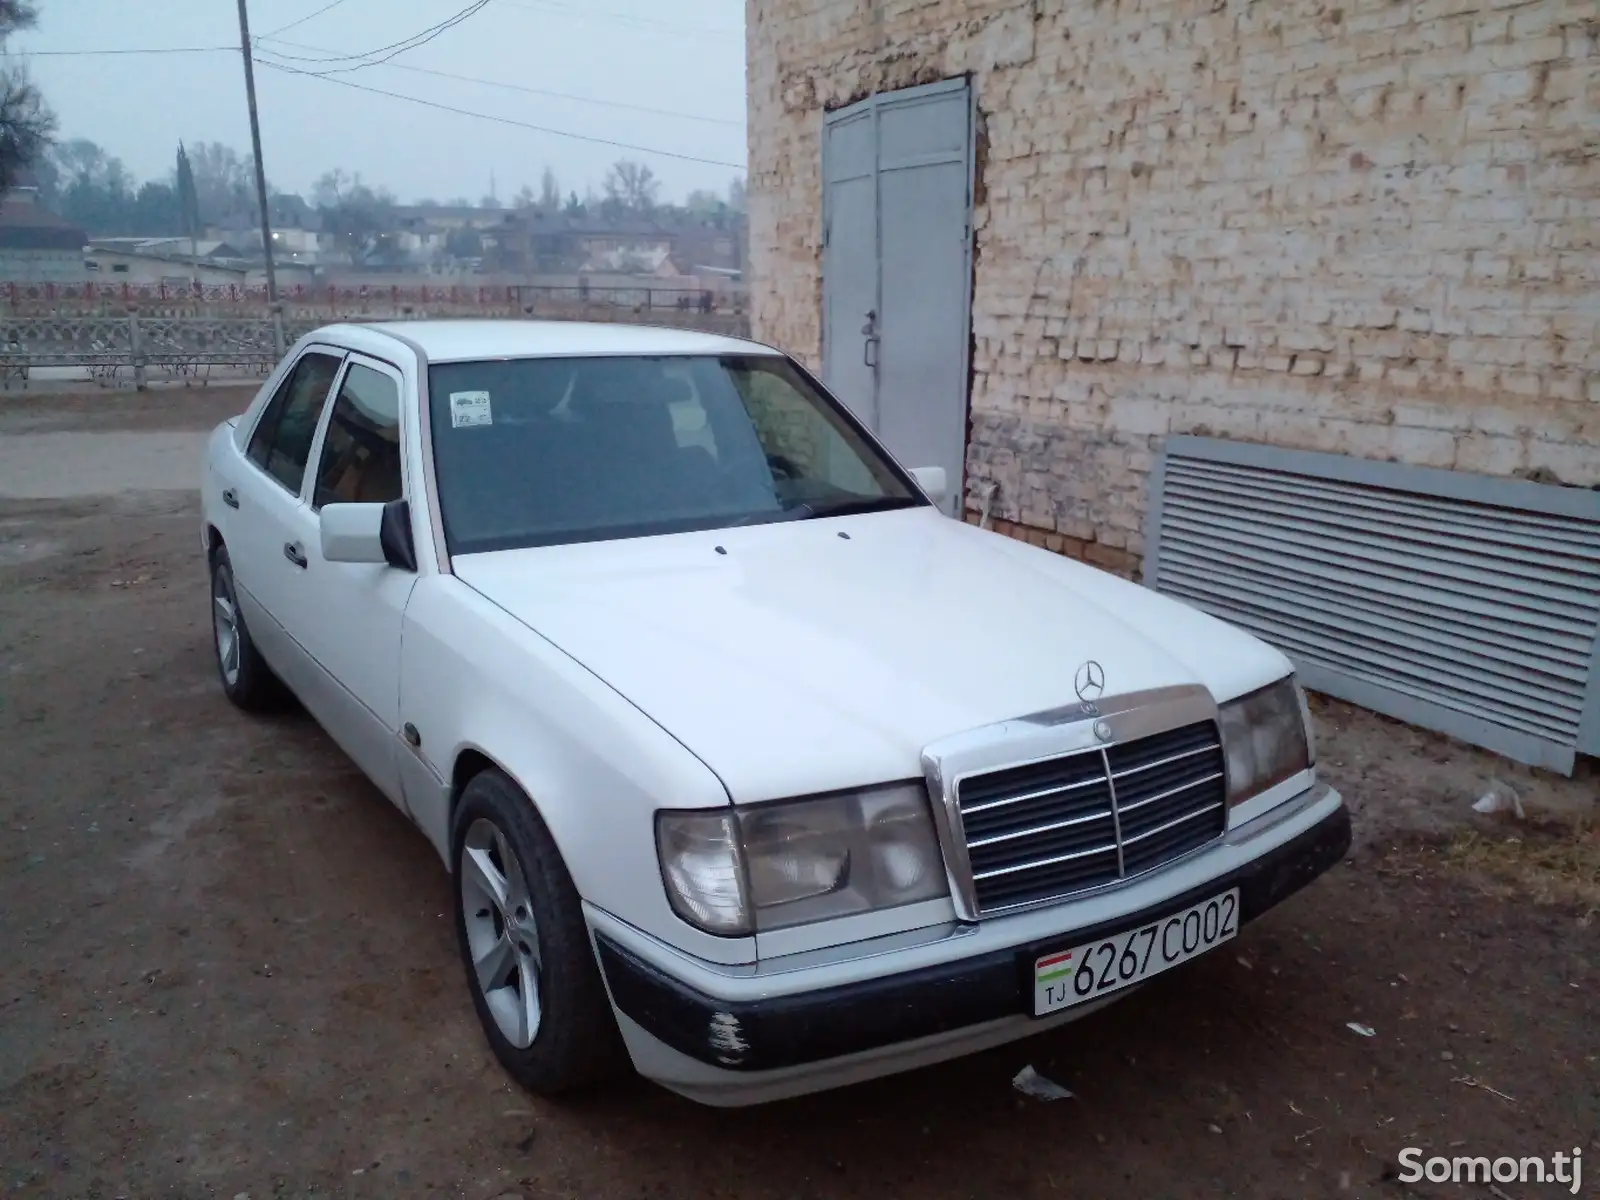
[0,313,302,387]
[0,305,751,388]
[0,280,744,315]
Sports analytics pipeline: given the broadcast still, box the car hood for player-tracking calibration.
[452,508,1292,803]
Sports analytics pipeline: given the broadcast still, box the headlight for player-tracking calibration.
[1217,675,1314,804]
[656,784,948,936]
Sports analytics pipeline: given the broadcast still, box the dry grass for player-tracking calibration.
[1443,819,1600,914]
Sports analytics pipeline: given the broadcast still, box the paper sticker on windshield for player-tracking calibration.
[450,391,492,428]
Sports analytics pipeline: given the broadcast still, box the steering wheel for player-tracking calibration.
[333,412,393,457]
[766,453,801,482]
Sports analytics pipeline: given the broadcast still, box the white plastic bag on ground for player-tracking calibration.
[1472,780,1525,820]
[1012,1065,1075,1100]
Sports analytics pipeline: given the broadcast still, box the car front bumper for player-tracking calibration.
[590,782,1350,1106]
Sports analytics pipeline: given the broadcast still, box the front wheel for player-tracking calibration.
[452,769,628,1096]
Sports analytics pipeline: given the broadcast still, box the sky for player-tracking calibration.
[14,0,748,205]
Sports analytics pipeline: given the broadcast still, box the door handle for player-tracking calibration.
[283,541,307,569]
[221,487,239,509]
[861,309,879,369]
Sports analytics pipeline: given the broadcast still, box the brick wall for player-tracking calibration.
[748,0,1599,573]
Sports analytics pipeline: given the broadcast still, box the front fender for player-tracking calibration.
[398,574,754,966]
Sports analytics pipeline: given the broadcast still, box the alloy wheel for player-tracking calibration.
[212,564,241,688]
[460,817,543,1048]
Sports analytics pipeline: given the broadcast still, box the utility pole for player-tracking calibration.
[235,0,279,306]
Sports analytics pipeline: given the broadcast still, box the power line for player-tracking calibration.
[260,35,742,127]
[260,0,358,39]
[11,45,235,56]
[255,0,494,72]
[317,0,494,74]
[255,55,745,169]
[253,5,481,66]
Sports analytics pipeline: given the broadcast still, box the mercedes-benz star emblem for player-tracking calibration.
[1074,660,1106,703]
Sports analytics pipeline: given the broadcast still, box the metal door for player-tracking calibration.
[823,78,974,515]
[821,104,880,428]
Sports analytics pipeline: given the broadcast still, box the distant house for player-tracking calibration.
[0,187,87,283]
[248,260,319,290]
[270,226,324,263]
[395,223,447,260]
[85,238,248,287]
[479,210,583,273]
[202,214,327,268]
[580,242,681,277]
[674,223,744,278]
[483,210,747,279]
[95,236,250,260]
[393,204,513,233]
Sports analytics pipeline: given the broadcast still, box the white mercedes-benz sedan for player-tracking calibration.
[200,319,1350,1107]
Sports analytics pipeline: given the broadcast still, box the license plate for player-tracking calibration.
[1032,888,1240,1016]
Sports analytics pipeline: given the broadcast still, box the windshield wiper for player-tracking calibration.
[723,495,920,529]
[724,502,813,528]
[798,495,923,519]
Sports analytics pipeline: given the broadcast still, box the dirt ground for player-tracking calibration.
[1,389,1595,1200]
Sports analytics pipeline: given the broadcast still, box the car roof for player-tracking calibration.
[321,318,781,364]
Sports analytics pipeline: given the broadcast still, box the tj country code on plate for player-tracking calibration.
[1033,888,1241,1016]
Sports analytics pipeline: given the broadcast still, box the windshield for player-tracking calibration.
[426,353,925,553]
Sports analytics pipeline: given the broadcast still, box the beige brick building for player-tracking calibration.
[746,0,1599,577]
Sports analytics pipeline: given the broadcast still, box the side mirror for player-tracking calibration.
[320,498,417,571]
[909,466,949,505]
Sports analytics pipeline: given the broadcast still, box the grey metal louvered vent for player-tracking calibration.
[1144,436,1600,775]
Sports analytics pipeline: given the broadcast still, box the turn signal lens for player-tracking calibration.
[655,810,750,935]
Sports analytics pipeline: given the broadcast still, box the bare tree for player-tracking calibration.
[538,166,560,212]
[313,169,399,266]
[684,188,721,214]
[727,175,746,213]
[311,168,355,208]
[0,1,54,194]
[47,138,115,189]
[34,138,135,232]
[188,141,257,225]
[603,159,659,213]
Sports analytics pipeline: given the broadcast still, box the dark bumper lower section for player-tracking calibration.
[597,802,1351,1073]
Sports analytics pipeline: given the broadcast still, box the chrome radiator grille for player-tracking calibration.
[958,721,1228,914]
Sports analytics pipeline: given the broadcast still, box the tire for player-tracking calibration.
[452,768,628,1096]
[208,543,283,712]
